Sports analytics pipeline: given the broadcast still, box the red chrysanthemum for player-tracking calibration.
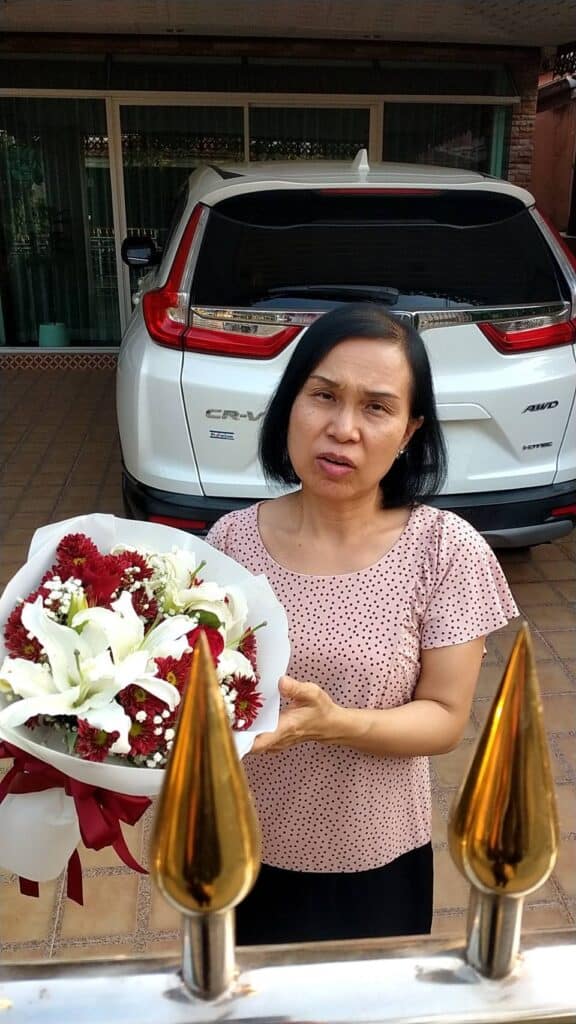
[55,534,101,580]
[187,626,224,666]
[74,719,119,762]
[4,601,44,660]
[238,629,258,672]
[128,716,161,757]
[118,683,168,719]
[130,588,158,624]
[115,549,153,581]
[231,674,263,730]
[154,653,193,694]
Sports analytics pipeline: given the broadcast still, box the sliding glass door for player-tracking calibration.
[0,97,120,346]
[249,106,370,160]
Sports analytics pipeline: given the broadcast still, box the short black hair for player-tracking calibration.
[259,304,447,508]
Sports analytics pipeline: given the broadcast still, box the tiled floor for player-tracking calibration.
[0,367,575,961]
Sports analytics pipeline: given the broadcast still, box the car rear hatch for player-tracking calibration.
[160,186,576,499]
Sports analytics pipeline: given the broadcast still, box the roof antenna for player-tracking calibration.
[352,148,370,175]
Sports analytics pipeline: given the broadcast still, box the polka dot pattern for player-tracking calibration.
[207,503,518,873]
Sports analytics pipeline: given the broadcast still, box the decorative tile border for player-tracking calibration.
[0,352,118,371]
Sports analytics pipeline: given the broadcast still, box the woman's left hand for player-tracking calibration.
[251,675,337,753]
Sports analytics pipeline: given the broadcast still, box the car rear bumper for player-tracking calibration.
[428,482,576,547]
[122,467,576,547]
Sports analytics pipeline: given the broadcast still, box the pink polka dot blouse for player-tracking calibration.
[207,502,518,873]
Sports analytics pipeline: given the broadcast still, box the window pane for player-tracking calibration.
[383,103,511,176]
[121,105,243,247]
[0,98,120,346]
[192,190,565,309]
[249,107,369,161]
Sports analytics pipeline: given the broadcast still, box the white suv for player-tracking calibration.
[117,154,576,546]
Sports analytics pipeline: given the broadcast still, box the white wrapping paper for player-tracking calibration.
[0,514,290,882]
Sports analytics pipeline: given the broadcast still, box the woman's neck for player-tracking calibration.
[259,489,411,575]
[295,491,381,540]
[287,488,386,543]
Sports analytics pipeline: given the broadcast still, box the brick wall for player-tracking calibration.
[506,54,541,189]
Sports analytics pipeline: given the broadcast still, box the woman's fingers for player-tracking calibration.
[279,675,321,704]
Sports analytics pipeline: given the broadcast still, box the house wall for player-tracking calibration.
[0,34,543,190]
[532,98,576,231]
[507,56,541,188]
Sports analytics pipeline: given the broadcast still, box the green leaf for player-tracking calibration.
[195,610,223,630]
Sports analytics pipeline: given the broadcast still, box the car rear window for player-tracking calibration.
[191,190,567,310]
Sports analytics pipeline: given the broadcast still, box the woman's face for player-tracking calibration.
[287,337,423,503]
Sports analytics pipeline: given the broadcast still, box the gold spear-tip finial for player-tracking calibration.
[150,629,262,916]
[448,622,559,978]
[448,622,558,897]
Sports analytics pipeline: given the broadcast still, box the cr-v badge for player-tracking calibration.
[206,409,264,421]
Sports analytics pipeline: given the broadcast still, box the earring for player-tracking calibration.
[396,447,406,460]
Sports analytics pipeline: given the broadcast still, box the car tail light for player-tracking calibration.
[142,205,207,349]
[183,316,303,358]
[479,319,576,354]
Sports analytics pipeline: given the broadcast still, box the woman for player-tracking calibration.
[207,304,518,944]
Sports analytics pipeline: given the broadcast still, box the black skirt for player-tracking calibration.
[235,842,433,946]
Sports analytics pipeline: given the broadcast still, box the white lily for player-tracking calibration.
[0,597,181,755]
[72,591,197,664]
[216,647,256,684]
[148,549,236,625]
[218,585,249,644]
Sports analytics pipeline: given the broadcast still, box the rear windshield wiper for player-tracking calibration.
[266,285,400,305]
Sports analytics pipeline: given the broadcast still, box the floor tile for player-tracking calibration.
[538,561,576,581]
[0,880,60,943]
[541,694,576,734]
[59,873,140,940]
[553,581,575,602]
[551,841,576,898]
[555,784,576,837]
[433,849,471,910]
[141,936,181,956]
[554,734,576,775]
[511,582,568,606]
[51,940,139,960]
[431,911,466,937]
[541,632,576,659]
[524,606,576,629]
[522,902,573,930]
[149,886,181,932]
[433,742,475,788]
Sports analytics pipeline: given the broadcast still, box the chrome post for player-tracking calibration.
[465,890,524,979]
[181,909,236,1001]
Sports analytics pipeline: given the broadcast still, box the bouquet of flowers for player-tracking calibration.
[0,514,289,900]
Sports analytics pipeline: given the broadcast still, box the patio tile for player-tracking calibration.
[59,873,140,940]
[0,879,60,944]
[511,582,568,606]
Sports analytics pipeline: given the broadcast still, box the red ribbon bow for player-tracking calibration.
[0,740,151,905]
